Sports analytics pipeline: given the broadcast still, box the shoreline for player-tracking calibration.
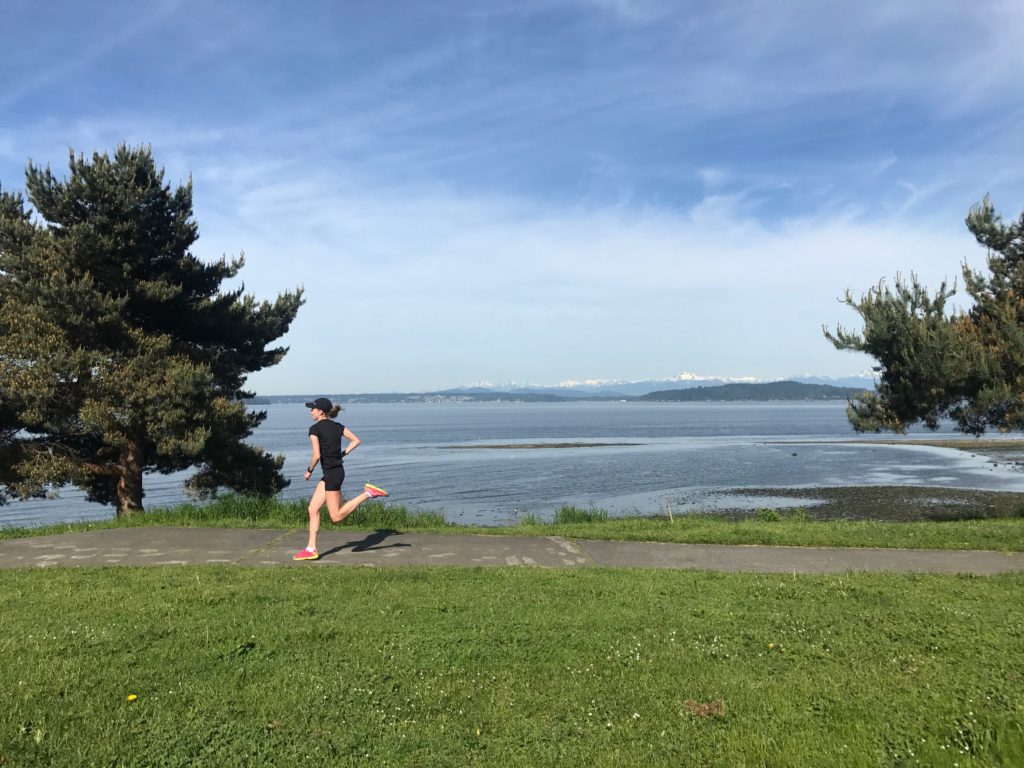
[696,485,1024,522]
[443,441,642,449]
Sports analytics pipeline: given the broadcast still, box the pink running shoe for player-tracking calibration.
[292,548,319,561]
[364,483,389,498]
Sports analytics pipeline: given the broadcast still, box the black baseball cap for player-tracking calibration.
[305,397,332,412]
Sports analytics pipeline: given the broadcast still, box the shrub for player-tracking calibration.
[787,507,812,522]
[554,506,609,524]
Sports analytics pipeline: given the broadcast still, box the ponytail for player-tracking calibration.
[328,404,343,418]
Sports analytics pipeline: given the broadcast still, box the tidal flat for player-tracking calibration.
[708,485,1024,522]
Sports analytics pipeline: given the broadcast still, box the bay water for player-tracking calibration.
[4,400,1024,529]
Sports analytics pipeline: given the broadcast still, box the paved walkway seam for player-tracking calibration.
[232,529,294,565]
[546,536,595,566]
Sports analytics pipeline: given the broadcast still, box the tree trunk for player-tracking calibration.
[116,438,144,518]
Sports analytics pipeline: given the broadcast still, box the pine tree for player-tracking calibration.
[0,145,304,516]
[825,197,1024,435]
[0,390,21,506]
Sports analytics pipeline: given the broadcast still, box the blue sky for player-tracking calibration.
[3,1,1023,394]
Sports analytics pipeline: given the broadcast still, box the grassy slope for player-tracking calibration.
[2,566,1022,767]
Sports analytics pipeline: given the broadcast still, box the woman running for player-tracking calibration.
[293,397,389,561]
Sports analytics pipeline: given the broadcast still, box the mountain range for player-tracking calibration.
[249,372,877,404]
[445,371,877,398]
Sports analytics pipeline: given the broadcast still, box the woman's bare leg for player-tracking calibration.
[332,489,373,524]
[325,490,344,523]
[306,482,327,551]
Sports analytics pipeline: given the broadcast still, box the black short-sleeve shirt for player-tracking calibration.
[309,420,345,469]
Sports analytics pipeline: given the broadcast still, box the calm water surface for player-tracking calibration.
[5,401,1024,527]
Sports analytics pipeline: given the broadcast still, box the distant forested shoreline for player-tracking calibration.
[640,381,868,401]
[248,380,869,404]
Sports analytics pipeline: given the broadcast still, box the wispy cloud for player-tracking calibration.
[2,0,1022,391]
[182,160,979,390]
[0,0,188,110]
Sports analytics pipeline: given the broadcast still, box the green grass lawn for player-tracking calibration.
[1,566,1022,767]
[4,494,1024,551]
[511,510,1024,552]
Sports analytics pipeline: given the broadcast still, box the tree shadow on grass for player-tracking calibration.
[320,529,411,559]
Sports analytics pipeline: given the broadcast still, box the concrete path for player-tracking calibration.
[1,527,1023,574]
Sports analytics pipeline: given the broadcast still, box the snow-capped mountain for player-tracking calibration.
[781,371,879,389]
[452,371,877,398]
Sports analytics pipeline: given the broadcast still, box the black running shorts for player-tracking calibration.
[321,465,345,492]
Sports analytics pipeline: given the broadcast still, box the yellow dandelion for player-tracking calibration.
[127,694,138,702]
[768,643,776,649]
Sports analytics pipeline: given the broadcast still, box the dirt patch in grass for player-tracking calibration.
[684,699,727,718]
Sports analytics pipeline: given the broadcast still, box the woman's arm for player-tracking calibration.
[342,427,361,457]
[304,435,321,480]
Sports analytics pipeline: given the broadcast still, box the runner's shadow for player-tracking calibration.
[320,529,411,559]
